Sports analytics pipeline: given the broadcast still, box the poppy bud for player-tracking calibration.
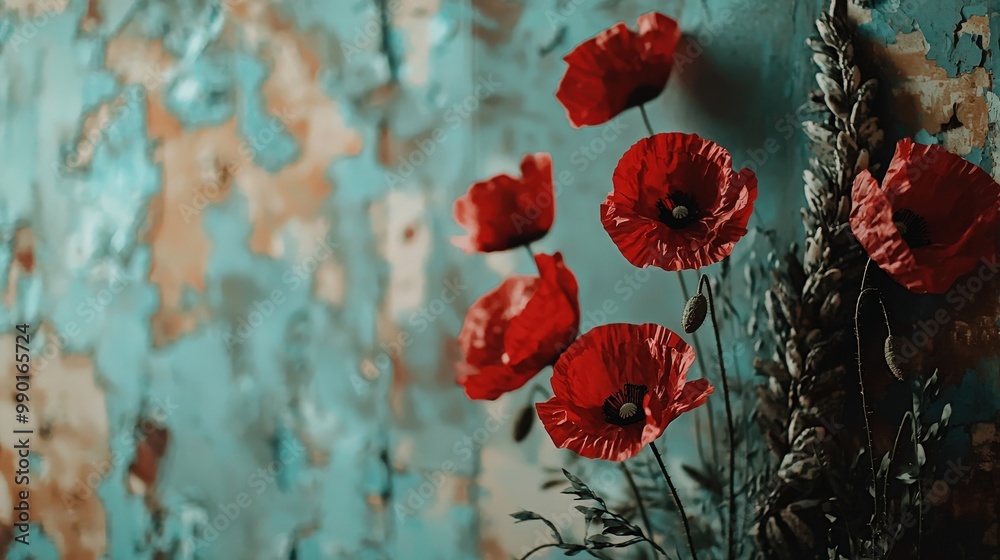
[884,335,907,381]
[682,293,708,333]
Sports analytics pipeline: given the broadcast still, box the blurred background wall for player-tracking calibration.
[0,0,996,558]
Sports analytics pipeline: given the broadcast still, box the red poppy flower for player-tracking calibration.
[555,12,681,128]
[601,133,757,271]
[850,139,1000,294]
[452,153,554,253]
[535,323,713,461]
[457,252,580,400]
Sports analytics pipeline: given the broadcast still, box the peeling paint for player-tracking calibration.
[1,0,997,558]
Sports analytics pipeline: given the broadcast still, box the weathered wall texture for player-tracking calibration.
[0,0,995,558]
[851,0,1000,553]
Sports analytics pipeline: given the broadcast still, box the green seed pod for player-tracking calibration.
[682,293,708,334]
[884,335,907,381]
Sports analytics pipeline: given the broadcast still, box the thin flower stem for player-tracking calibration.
[859,289,893,338]
[854,257,879,543]
[640,103,721,470]
[519,543,561,560]
[525,244,543,275]
[691,399,708,464]
[622,462,657,557]
[883,411,914,520]
[699,275,736,560]
[674,279,725,543]
[529,382,551,400]
[650,442,698,560]
[640,104,656,137]
[676,270,720,467]
[916,419,923,560]
[639,103,720,549]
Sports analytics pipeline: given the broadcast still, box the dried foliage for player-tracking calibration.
[753,0,884,556]
[514,468,666,559]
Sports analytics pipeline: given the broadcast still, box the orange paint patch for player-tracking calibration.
[4,228,36,307]
[102,6,365,346]
[104,37,174,96]
[960,15,990,41]
[13,227,34,273]
[145,115,247,345]
[867,30,990,153]
[231,9,364,255]
[79,0,102,33]
[127,423,169,496]
[0,331,108,560]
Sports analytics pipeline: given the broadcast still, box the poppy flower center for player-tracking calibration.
[655,192,701,229]
[603,383,648,426]
[892,209,931,248]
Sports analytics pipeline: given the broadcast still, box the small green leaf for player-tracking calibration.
[586,534,612,545]
[877,452,891,478]
[574,505,604,526]
[923,423,939,441]
[923,370,938,393]
[940,403,952,426]
[561,469,606,507]
[541,479,564,490]
[601,517,642,537]
[510,510,562,543]
[562,468,588,490]
[511,510,543,523]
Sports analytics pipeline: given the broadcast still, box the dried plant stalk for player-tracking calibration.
[754,0,883,557]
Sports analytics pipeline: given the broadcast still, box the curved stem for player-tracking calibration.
[622,462,657,556]
[700,275,736,560]
[519,543,561,560]
[859,288,893,337]
[677,271,720,467]
[639,104,655,136]
[529,382,551,400]
[645,96,721,528]
[650,442,698,560]
[883,411,914,521]
[915,408,923,560]
[855,258,879,543]
[525,243,537,268]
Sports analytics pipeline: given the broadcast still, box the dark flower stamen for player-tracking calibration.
[892,208,931,248]
[603,383,648,426]
[655,191,701,229]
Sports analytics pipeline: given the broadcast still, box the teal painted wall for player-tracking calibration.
[0,0,996,558]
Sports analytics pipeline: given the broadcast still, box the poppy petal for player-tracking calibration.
[452,153,555,253]
[457,254,580,401]
[556,12,680,128]
[504,253,580,368]
[602,133,757,271]
[849,139,1000,293]
[538,323,712,462]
